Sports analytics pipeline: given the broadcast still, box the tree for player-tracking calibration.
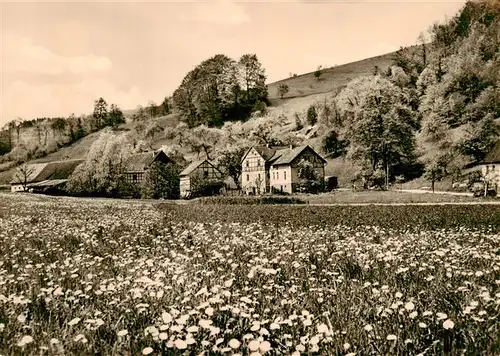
[190,125,222,160]
[160,97,170,116]
[458,114,498,162]
[277,83,289,99]
[132,105,148,122]
[306,105,318,126]
[92,98,108,131]
[321,130,349,158]
[216,147,247,190]
[108,104,126,127]
[239,54,268,104]
[67,131,133,196]
[141,161,181,199]
[336,76,418,189]
[148,101,159,119]
[314,65,323,80]
[296,159,323,193]
[423,160,445,193]
[14,163,35,191]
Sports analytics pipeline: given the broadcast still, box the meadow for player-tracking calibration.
[0,193,499,355]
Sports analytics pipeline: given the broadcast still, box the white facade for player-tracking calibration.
[11,184,26,193]
[269,165,293,194]
[241,148,268,194]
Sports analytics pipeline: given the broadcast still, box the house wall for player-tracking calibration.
[481,164,500,191]
[270,165,293,194]
[11,184,26,192]
[241,148,268,194]
[180,161,221,198]
[180,177,190,198]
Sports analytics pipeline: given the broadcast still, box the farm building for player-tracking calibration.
[179,159,223,198]
[241,145,327,194]
[125,150,173,185]
[10,159,84,193]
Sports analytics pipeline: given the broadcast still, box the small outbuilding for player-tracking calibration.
[179,159,223,198]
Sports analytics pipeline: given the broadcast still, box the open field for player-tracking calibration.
[0,193,499,355]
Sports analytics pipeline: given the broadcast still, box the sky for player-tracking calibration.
[0,0,466,126]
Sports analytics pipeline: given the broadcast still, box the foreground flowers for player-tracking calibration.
[0,193,499,355]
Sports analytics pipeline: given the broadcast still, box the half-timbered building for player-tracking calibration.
[179,159,222,198]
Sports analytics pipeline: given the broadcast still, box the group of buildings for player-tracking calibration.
[10,144,331,198]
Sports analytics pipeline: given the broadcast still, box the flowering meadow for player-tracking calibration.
[0,193,499,355]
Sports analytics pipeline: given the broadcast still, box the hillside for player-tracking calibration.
[267,50,398,101]
[0,49,401,186]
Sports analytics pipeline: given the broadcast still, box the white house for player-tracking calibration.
[241,145,327,194]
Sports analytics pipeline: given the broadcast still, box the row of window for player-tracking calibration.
[245,171,287,182]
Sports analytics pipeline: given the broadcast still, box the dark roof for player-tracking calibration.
[241,145,290,163]
[271,145,327,166]
[126,151,171,172]
[11,159,83,184]
[483,141,500,164]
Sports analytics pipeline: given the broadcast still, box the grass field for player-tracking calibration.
[192,190,479,206]
[0,193,499,355]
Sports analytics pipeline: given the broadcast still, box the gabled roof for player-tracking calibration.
[11,159,84,184]
[482,141,500,164]
[180,160,206,176]
[127,150,171,172]
[241,145,290,163]
[271,145,327,166]
[180,159,221,177]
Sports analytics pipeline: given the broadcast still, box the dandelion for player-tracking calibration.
[404,301,415,311]
[443,319,455,330]
[248,340,260,351]
[270,322,280,330]
[142,347,153,355]
[436,312,448,320]
[205,307,214,316]
[259,341,271,352]
[317,323,329,334]
[174,339,187,349]
[364,324,373,332]
[344,342,351,350]
[418,322,428,328]
[117,329,128,337]
[387,334,397,341]
[68,317,81,326]
[17,335,34,347]
[229,339,241,349]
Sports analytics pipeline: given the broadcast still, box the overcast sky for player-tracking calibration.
[0,0,466,126]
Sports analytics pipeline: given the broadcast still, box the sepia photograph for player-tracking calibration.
[0,0,499,354]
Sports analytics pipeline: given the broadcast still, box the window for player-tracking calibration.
[258,173,261,180]
[247,174,250,182]
[493,165,496,171]
[272,172,275,180]
[284,171,287,180]
[277,172,279,180]
[133,174,138,183]
[487,166,490,173]
[246,161,249,167]
[257,160,260,167]
[204,170,208,178]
